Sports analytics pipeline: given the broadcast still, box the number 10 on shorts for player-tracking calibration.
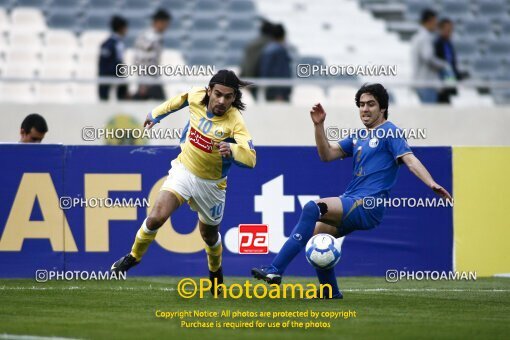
[238,224,269,254]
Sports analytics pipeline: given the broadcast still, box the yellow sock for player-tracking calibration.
[205,233,222,272]
[130,219,157,261]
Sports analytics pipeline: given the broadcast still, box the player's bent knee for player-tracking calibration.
[146,215,166,230]
[302,200,324,220]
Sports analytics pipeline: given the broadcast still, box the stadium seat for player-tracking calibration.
[485,38,510,63]
[41,47,76,67]
[9,29,43,49]
[10,7,47,33]
[226,18,258,39]
[85,0,118,12]
[125,15,150,32]
[327,85,359,106]
[228,0,256,18]
[48,13,79,31]
[48,0,83,15]
[405,0,436,22]
[73,83,99,103]
[123,0,156,16]
[0,8,9,34]
[84,13,111,31]
[157,0,190,18]
[477,0,508,22]
[189,18,222,36]
[189,38,219,53]
[470,57,502,80]
[16,0,48,8]
[186,53,222,67]
[161,49,185,65]
[79,30,109,49]
[500,21,510,36]
[0,83,36,102]
[440,1,472,22]
[460,19,494,42]
[5,48,41,67]
[291,85,326,106]
[193,0,226,18]
[227,37,248,51]
[45,29,79,49]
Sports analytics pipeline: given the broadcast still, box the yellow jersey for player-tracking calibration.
[149,87,256,181]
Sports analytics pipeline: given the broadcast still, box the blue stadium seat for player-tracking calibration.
[164,33,182,49]
[501,21,510,36]
[189,38,217,51]
[405,0,436,22]
[125,15,149,32]
[486,38,510,62]
[227,37,248,51]
[85,0,118,14]
[0,0,13,10]
[123,0,155,16]
[48,0,83,15]
[156,0,190,17]
[16,0,48,8]
[48,13,78,31]
[226,18,257,32]
[470,57,502,80]
[228,0,256,18]
[477,1,508,22]
[460,19,494,42]
[190,18,221,36]
[186,53,221,67]
[440,0,472,22]
[223,52,243,67]
[84,13,111,30]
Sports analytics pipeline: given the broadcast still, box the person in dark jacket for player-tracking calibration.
[258,24,292,102]
[434,18,468,103]
[98,16,128,101]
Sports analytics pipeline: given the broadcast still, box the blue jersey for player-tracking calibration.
[338,121,412,198]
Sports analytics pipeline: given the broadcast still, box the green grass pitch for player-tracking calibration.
[0,277,509,339]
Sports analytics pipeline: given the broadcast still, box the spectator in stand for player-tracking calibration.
[411,9,451,104]
[258,23,292,102]
[240,19,275,99]
[434,18,468,103]
[19,113,48,143]
[132,9,171,100]
[98,16,129,101]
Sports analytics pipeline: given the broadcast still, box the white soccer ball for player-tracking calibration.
[305,233,342,270]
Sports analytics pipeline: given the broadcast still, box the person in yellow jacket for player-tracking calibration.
[111,70,256,293]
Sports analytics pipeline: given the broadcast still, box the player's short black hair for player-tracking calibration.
[439,17,453,28]
[152,9,171,22]
[110,15,128,32]
[355,83,389,119]
[271,24,285,40]
[260,19,274,36]
[21,113,48,133]
[421,9,437,24]
[201,70,252,111]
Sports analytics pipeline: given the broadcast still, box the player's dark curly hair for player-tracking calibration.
[200,70,252,111]
[355,83,389,119]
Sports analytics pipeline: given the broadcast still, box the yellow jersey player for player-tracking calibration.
[111,70,256,294]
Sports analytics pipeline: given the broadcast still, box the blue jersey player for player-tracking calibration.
[252,83,452,299]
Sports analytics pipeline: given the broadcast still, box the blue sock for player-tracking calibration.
[315,267,340,297]
[272,201,320,273]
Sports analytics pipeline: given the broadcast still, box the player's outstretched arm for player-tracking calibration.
[310,103,346,162]
[400,153,453,201]
[143,91,190,129]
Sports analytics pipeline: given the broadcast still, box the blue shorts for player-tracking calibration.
[337,194,386,236]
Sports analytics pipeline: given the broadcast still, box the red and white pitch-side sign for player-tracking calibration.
[238,224,269,254]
